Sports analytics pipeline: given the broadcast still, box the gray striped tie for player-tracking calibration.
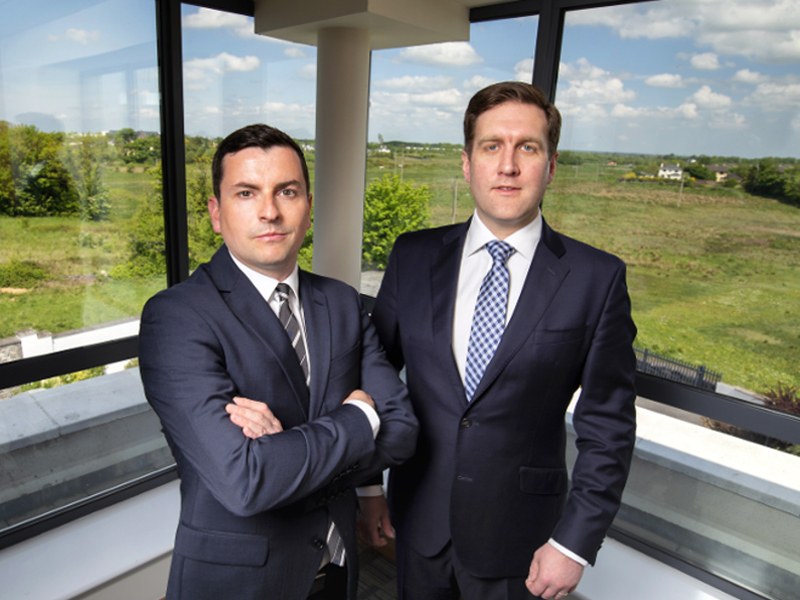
[275,283,310,386]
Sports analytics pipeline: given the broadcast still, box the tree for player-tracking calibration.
[112,164,166,277]
[684,163,714,181]
[362,174,430,269]
[70,135,111,221]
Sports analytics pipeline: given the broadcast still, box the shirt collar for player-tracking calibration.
[464,210,543,260]
[227,249,301,303]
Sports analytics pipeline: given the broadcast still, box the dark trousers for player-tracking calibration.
[396,539,538,600]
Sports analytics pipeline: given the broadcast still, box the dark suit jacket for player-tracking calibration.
[139,247,418,600]
[372,218,636,578]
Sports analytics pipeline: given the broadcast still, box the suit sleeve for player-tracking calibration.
[352,293,418,483]
[371,238,405,371]
[139,293,376,518]
[551,261,638,564]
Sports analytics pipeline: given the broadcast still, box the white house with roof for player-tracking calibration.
[658,163,683,180]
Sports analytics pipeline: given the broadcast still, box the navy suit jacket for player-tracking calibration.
[139,247,418,600]
[372,218,637,578]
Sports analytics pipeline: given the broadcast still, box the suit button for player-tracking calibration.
[460,418,472,428]
[312,538,326,551]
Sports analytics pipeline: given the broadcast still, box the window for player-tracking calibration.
[0,0,171,542]
[553,3,800,596]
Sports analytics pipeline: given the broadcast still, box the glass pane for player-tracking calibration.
[552,1,799,413]
[555,2,800,597]
[181,5,318,269]
[0,0,171,535]
[362,16,538,287]
[0,0,163,364]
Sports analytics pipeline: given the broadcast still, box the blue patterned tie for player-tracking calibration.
[464,240,515,401]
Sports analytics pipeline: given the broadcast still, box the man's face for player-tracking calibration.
[208,145,311,281]
[462,101,557,239]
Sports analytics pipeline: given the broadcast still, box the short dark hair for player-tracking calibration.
[211,124,310,199]
[463,81,561,157]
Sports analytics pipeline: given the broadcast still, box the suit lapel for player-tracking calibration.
[299,272,331,419]
[431,223,471,401]
[468,220,570,405]
[209,247,310,420]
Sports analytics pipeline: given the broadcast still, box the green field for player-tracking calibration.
[1,151,798,396]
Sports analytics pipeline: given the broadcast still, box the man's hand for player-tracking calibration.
[226,396,283,439]
[525,543,584,599]
[357,493,395,547]
[346,388,375,410]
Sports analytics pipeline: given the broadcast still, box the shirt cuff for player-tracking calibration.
[548,538,589,567]
[344,398,380,439]
[355,485,384,497]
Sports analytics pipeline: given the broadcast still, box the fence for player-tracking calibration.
[635,347,722,391]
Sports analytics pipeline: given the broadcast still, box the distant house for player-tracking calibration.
[708,164,729,182]
[658,163,683,180]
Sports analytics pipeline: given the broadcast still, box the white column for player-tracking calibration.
[312,27,371,289]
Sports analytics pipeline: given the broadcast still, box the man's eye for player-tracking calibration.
[238,190,253,198]
[521,144,536,152]
[280,188,297,197]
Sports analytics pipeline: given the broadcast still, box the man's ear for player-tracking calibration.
[547,152,558,185]
[461,149,472,184]
[208,196,222,233]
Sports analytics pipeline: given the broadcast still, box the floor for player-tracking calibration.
[357,545,398,599]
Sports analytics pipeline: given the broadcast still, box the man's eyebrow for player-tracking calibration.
[273,179,304,192]
[230,181,260,190]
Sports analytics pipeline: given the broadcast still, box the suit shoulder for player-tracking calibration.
[300,270,360,300]
[142,263,214,313]
[391,223,465,258]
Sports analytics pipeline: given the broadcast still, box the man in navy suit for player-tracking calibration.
[139,124,418,600]
[360,82,637,600]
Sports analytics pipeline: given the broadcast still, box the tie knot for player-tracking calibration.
[486,240,514,265]
[275,282,291,302]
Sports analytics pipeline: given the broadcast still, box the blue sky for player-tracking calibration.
[1,0,798,158]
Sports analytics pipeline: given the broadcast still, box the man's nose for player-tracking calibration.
[258,197,279,220]
[499,148,520,175]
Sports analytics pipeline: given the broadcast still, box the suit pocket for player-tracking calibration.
[174,523,269,567]
[519,466,568,496]
[532,327,586,345]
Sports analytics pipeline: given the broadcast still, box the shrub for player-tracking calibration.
[362,175,430,269]
[0,259,48,287]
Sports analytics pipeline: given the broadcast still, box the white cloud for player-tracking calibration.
[732,69,768,84]
[184,53,261,88]
[690,85,732,109]
[299,63,316,80]
[567,0,800,64]
[690,52,721,70]
[47,28,100,45]
[183,8,251,32]
[710,112,747,129]
[746,81,800,111]
[398,42,482,67]
[646,73,685,88]
[677,102,699,119]
[284,47,306,59]
[463,75,496,92]
[557,58,635,105]
[514,58,534,83]
[377,75,454,92]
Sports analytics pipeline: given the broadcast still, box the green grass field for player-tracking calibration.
[1,153,798,395]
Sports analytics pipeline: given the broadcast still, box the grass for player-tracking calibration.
[1,154,798,396]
